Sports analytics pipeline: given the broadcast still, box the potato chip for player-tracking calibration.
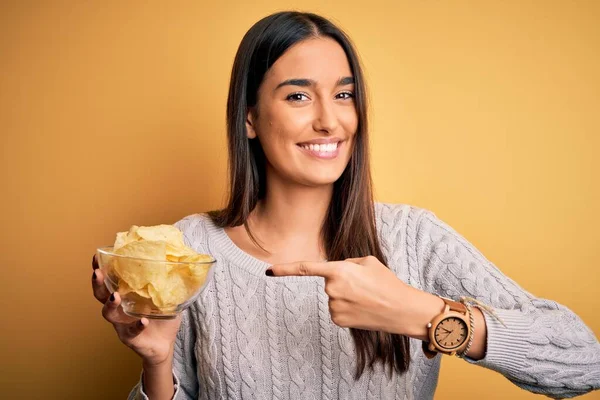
[136,225,186,247]
[180,254,212,282]
[113,241,168,290]
[180,253,214,263]
[165,243,197,261]
[118,280,151,298]
[112,224,214,312]
[114,225,142,250]
[147,274,189,308]
[114,232,129,251]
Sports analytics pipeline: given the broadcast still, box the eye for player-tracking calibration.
[336,91,355,100]
[286,92,310,102]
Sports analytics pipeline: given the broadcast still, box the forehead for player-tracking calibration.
[266,37,352,84]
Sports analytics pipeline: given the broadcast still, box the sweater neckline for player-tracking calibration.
[203,215,320,283]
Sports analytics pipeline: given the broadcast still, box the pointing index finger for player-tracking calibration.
[268,261,337,278]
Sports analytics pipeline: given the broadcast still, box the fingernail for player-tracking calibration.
[265,269,274,277]
[92,254,99,270]
[109,293,115,302]
[92,270,97,281]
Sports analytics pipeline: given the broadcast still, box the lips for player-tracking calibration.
[298,142,339,152]
[296,140,342,159]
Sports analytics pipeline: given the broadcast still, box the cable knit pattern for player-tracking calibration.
[215,262,238,399]
[283,280,319,399]
[317,283,336,400]
[366,363,379,398]
[196,285,221,400]
[128,204,600,399]
[265,279,284,399]
[337,327,358,399]
[369,361,396,399]
[232,269,267,399]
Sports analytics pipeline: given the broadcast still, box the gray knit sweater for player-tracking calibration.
[128,203,600,399]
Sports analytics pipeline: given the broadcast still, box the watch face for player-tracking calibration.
[434,316,468,349]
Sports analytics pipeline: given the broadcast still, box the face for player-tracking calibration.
[246,37,359,187]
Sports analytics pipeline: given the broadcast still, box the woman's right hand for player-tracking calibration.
[91,255,182,368]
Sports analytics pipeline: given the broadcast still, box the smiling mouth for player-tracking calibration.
[296,141,342,159]
[298,141,339,152]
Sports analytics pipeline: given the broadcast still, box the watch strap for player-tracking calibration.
[439,296,467,314]
[422,340,438,359]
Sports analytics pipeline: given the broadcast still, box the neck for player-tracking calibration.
[248,171,333,256]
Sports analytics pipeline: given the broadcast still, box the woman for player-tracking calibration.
[91,11,600,400]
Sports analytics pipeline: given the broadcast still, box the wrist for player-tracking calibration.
[391,285,445,341]
[142,354,175,400]
[143,354,173,373]
[463,305,487,360]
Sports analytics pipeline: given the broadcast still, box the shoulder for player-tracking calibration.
[374,202,474,255]
[374,202,437,284]
[375,202,464,239]
[374,202,433,239]
[173,212,215,250]
[374,203,471,285]
[173,212,211,233]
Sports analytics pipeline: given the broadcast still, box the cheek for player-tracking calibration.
[340,108,359,135]
[278,107,315,137]
[258,108,312,150]
[339,109,359,156]
[255,124,296,168]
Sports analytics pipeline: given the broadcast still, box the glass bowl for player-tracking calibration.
[96,246,216,319]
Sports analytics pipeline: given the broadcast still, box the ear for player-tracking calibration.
[246,108,257,139]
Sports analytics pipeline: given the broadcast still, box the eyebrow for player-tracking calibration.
[274,76,355,91]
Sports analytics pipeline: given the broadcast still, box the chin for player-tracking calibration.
[299,169,345,187]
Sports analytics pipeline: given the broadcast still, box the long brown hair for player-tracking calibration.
[209,11,410,378]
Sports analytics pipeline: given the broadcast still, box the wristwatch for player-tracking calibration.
[422,296,471,359]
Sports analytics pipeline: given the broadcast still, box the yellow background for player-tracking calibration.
[1,1,598,399]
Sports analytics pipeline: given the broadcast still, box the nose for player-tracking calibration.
[312,99,338,135]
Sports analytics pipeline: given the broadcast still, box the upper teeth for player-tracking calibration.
[300,142,339,152]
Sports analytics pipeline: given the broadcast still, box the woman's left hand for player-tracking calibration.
[268,256,434,336]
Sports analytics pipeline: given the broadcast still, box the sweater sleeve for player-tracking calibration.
[414,210,600,399]
[126,304,200,399]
